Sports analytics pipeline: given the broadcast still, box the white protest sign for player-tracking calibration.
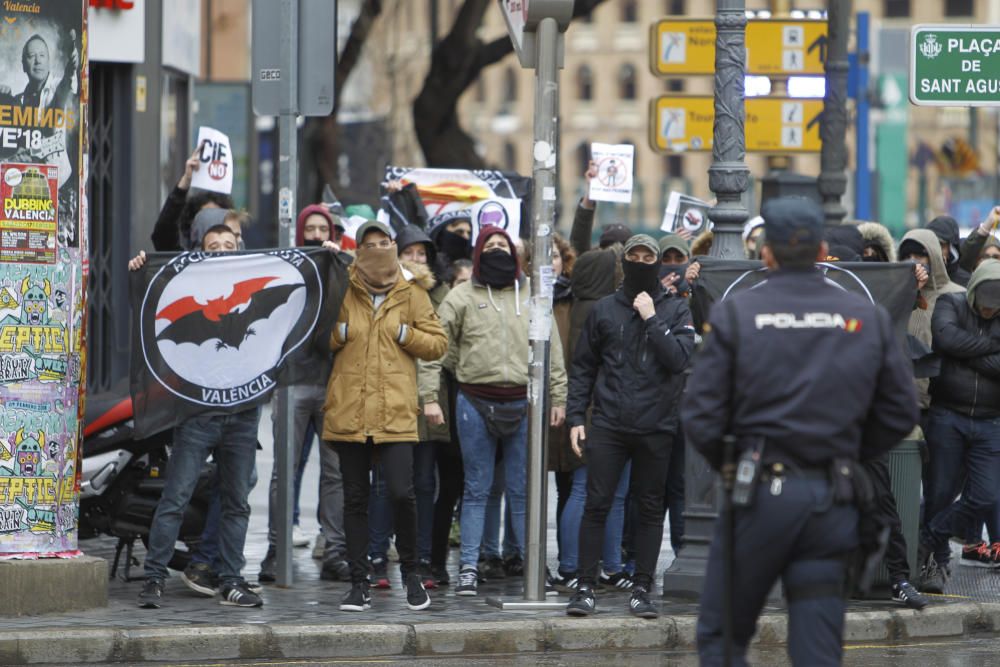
[589,143,635,204]
[191,127,234,195]
[469,197,522,244]
[660,190,711,237]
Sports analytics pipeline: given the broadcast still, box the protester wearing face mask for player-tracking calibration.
[565,235,696,619]
[430,218,474,283]
[919,260,1000,595]
[423,226,567,596]
[324,220,447,614]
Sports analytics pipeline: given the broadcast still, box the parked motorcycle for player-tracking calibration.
[79,379,213,580]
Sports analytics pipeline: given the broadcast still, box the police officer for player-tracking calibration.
[682,197,919,667]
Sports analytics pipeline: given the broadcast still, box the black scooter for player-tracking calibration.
[79,380,214,580]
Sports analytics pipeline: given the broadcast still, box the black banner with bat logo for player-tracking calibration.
[129,247,342,438]
[690,258,917,346]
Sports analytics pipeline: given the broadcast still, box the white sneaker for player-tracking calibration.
[292,525,309,548]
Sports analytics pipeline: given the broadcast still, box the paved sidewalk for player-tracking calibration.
[4,408,1000,663]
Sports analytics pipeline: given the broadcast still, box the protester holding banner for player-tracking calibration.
[258,204,350,586]
[925,215,971,287]
[133,224,264,610]
[959,206,1000,274]
[324,220,447,613]
[424,226,567,596]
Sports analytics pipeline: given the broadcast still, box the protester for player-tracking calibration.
[258,205,350,585]
[926,215,971,286]
[959,206,1000,274]
[741,216,764,259]
[324,219,447,612]
[859,222,896,263]
[919,259,1000,594]
[823,223,865,262]
[425,226,567,596]
[565,234,695,619]
[134,224,264,609]
[429,217,473,284]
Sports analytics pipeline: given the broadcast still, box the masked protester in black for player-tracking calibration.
[430,218,474,283]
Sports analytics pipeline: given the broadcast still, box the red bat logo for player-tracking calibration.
[156,277,279,323]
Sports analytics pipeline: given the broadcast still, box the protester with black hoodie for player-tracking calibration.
[565,234,695,619]
[926,215,971,286]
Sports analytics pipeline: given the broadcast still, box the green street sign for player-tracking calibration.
[910,24,1000,106]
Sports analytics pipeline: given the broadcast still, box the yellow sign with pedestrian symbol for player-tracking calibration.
[648,96,825,153]
[650,18,828,76]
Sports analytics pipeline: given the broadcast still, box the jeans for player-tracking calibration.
[578,426,672,589]
[369,444,437,562]
[190,464,259,568]
[456,392,528,569]
[144,408,261,584]
[268,385,345,561]
[560,462,630,573]
[334,441,418,583]
[482,466,521,561]
[922,406,1000,565]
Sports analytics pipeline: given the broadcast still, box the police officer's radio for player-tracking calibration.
[731,440,764,507]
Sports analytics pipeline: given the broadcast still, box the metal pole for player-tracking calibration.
[818,0,851,224]
[854,11,871,220]
[485,15,564,611]
[663,0,749,598]
[275,0,299,587]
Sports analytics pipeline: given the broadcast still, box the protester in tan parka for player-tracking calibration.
[324,220,447,614]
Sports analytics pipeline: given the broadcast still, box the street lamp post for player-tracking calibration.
[818,0,851,224]
[662,0,750,598]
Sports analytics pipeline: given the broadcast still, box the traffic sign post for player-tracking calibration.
[251,0,336,587]
[910,25,1000,106]
[649,96,824,153]
[650,18,828,77]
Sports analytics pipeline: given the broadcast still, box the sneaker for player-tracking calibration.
[456,566,479,596]
[339,582,372,612]
[431,564,450,586]
[292,525,309,548]
[503,555,524,577]
[599,569,634,590]
[246,580,263,595]
[544,567,559,597]
[405,572,432,610]
[551,569,579,593]
[320,558,351,582]
[180,562,218,597]
[961,541,993,567]
[137,578,163,609]
[479,556,505,581]
[370,556,391,589]
[918,556,950,595]
[418,561,437,589]
[629,585,658,619]
[220,581,263,607]
[566,585,596,616]
[892,580,929,611]
[258,547,276,583]
[312,535,326,560]
[990,542,1000,565]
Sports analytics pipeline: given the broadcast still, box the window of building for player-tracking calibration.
[883,0,910,17]
[503,142,517,172]
[577,142,590,175]
[945,0,973,16]
[619,64,637,100]
[577,65,594,101]
[621,0,638,23]
[666,155,683,179]
[668,0,685,14]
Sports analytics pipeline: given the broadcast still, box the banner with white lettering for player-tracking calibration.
[129,248,339,438]
[190,126,234,195]
[690,258,916,345]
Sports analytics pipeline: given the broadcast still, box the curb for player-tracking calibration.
[3,602,997,664]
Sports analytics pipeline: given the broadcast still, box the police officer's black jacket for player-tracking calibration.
[567,288,695,435]
[930,291,1000,419]
[682,269,919,469]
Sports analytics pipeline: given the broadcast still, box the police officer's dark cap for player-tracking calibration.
[761,197,824,246]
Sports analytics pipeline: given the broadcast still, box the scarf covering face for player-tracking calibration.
[355,246,399,294]
[438,228,473,261]
[622,258,661,301]
[472,226,521,286]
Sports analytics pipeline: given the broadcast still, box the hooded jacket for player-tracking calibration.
[568,284,695,435]
[404,259,451,443]
[902,229,965,408]
[930,260,1000,418]
[858,222,897,262]
[959,228,1000,274]
[431,229,567,406]
[323,261,448,444]
[823,224,865,262]
[927,215,971,286]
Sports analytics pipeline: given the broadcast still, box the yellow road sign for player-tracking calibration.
[648,96,825,153]
[650,18,828,76]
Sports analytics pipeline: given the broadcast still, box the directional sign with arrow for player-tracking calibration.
[650,18,827,76]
